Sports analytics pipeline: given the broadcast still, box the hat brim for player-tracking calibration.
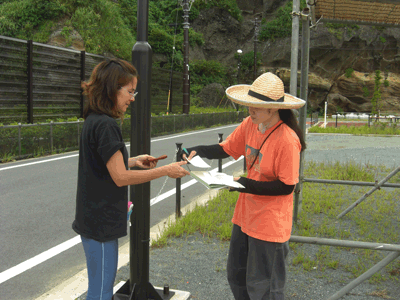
[226,85,306,109]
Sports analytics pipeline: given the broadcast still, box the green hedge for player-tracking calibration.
[0,111,248,162]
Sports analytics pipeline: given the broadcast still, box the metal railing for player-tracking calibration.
[0,111,246,161]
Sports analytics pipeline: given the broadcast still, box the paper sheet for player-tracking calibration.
[185,155,210,168]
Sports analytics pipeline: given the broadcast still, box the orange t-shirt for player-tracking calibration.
[220,117,301,243]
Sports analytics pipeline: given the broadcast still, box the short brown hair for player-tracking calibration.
[82,59,138,120]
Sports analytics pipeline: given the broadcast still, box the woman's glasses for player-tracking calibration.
[120,87,138,98]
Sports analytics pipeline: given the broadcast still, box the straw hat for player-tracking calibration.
[225,72,306,109]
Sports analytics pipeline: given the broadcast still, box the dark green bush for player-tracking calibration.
[0,0,65,38]
[236,51,262,71]
[189,59,228,86]
[259,0,307,42]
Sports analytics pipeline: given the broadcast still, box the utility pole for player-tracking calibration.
[253,18,261,81]
[180,0,194,114]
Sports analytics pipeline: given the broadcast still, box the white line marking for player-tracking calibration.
[0,124,238,172]
[0,236,81,285]
[0,156,242,284]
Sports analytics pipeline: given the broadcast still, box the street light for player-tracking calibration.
[237,49,242,83]
[180,0,195,114]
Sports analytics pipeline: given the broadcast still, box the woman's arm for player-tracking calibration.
[230,177,295,196]
[183,144,230,160]
[107,151,189,187]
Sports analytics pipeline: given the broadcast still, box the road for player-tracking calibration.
[0,124,243,300]
[3,121,399,300]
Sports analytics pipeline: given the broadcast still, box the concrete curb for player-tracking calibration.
[35,171,243,300]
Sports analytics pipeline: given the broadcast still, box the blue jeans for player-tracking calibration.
[81,236,118,300]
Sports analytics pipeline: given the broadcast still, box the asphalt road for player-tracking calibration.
[2,122,399,300]
[0,124,243,300]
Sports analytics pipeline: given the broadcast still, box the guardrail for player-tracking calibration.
[0,111,247,162]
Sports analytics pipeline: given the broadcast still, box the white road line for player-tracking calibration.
[0,236,81,285]
[0,156,242,284]
[0,124,238,172]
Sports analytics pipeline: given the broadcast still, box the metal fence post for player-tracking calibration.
[18,123,21,157]
[335,112,338,128]
[175,143,182,218]
[27,40,33,124]
[50,121,53,152]
[218,133,223,172]
[77,121,80,147]
[80,51,85,118]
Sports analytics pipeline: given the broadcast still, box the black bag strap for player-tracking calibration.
[247,122,283,171]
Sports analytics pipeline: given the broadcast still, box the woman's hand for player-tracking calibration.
[129,155,157,169]
[182,150,197,162]
[165,161,190,178]
[233,177,240,181]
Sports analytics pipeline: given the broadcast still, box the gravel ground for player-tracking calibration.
[79,134,400,300]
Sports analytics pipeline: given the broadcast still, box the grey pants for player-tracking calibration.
[227,224,289,300]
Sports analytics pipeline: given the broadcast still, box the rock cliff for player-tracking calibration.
[190,1,400,114]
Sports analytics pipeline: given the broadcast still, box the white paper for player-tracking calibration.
[190,171,245,189]
[185,155,210,168]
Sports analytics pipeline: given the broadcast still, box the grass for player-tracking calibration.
[309,122,400,135]
[152,160,400,287]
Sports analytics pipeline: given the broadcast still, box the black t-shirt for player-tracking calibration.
[72,113,129,242]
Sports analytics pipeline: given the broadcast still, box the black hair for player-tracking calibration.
[279,109,306,152]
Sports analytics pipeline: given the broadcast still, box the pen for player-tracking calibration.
[182,148,191,171]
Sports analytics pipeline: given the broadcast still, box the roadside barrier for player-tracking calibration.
[0,111,246,162]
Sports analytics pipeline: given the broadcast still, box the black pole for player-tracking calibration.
[218,133,223,173]
[182,0,190,114]
[168,68,173,114]
[80,51,85,118]
[128,0,161,299]
[253,18,260,81]
[27,40,33,124]
[176,143,182,218]
[336,112,338,128]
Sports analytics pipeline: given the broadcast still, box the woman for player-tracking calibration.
[72,59,191,300]
[183,72,306,300]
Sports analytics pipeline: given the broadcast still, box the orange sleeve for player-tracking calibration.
[275,133,301,186]
[219,117,249,160]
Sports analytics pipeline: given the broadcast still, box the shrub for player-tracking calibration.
[345,68,354,78]
[236,51,262,71]
[194,0,242,22]
[259,0,307,41]
[0,0,65,38]
[70,1,134,60]
[189,59,228,87]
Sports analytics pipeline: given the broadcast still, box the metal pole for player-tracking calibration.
[335,111,338,127]
[289,0,300,97]
[80,51,85,118]
[176,143,182,219]
[50,121,53,152]
[218,133,223,172]
[303,178,400,188]
[253,18,260,81]
[27,40,33,124]
[293,8,309,223]
[327,251,400,300]
[181,0,190,114]
[337,166,400,219]
[290,235,400,252]
[128,0,161,298]
[237,50,242,83]
[18,123,21,157]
